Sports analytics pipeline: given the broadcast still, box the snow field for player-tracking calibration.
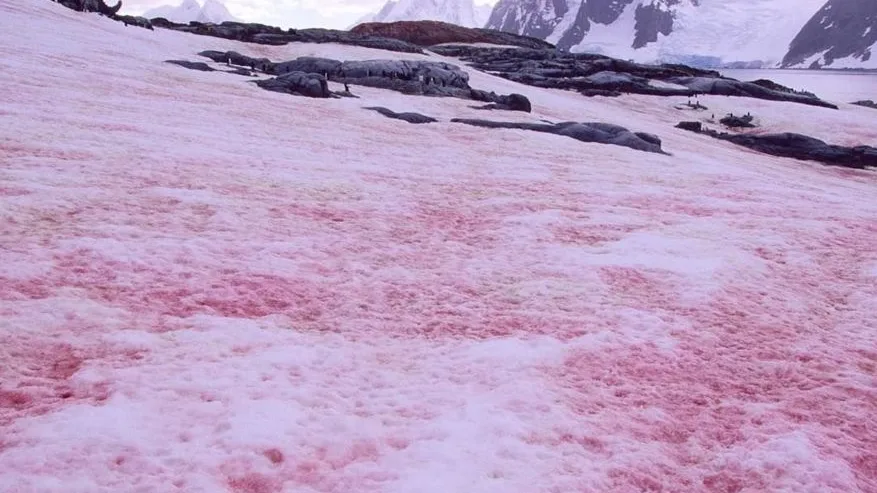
[1,1,877,492]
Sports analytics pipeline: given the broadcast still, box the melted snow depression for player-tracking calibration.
[1,0,876,492]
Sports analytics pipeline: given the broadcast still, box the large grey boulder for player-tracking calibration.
[255,72,330,98]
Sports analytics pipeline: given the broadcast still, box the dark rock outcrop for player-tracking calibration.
[55,0,155,30]
[165,60,215,71]
[152,20,425,54]
[451,118,665,154]
[204,50,530,107]
[255,72,331,98]
[199,50,273,71]
[782,0,877,68]
[364,107,438,124]
[677,123,877,169]
[430,44,838,109]
[719,114,755,128]
[470,91,532,112]
[632,1,674,49]
[852,100,877,110]
[58,0,121,16]
[669,76,835,108]
[117,14,153,29]
[676,121,702,132]
[55,0,162,31]
[349,20,554,50]
[747,79,816,99]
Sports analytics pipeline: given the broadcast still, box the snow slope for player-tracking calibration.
[143,0,237,24]
[2,1,877,492]
[357,0,494,28]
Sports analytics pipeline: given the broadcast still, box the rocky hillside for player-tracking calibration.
[782,0,877,69]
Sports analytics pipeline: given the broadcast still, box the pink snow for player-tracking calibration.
[1,1,877,492]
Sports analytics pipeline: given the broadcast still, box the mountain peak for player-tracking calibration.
[486,0,831,68]
[356,0,492,29]
[143,0,237,24]
[782,0,877,68]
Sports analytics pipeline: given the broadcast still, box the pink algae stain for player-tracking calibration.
[47,248,334,321]
[599,266,680,311]
[228,473,279,493]
[0,278,53,300]
[0,186,30,196]
[0,390,33,409]
[262,448,285,465]
[553,224,637,246]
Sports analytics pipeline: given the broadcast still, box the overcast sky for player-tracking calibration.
[123,0,500,30]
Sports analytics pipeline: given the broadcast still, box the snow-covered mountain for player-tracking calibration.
[486,0,828,68]
[143,0,237,24]
[355,0,494,29]
[782,0,877,69]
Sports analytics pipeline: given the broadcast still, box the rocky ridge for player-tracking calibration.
[676,122,877,169]
[430,45,838,109]
[350,20,554,50]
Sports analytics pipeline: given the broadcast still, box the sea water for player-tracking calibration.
[720,69,877,103]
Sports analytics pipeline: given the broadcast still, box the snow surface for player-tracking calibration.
[2,1,877,492]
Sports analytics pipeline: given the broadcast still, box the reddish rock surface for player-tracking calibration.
[350,20,554,50]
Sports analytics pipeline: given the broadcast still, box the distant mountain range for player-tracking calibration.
[356,0,875,69]
[143,0,237,24]
[353,0,494,29]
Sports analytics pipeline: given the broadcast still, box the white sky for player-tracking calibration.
[123,0,500,30]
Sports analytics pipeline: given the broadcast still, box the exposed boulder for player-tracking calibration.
[470,90,532,112]
[349,20,555,50]
[719,113,755,128]
[58,0,121,16]
[364,107,438,124]
[676,121,702,132]
[676,123,877,169]
[451,118,665,154]
[255,72,330,98]
[852,100,877,110]
[117,14,153,29]
[165,60,215,71]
